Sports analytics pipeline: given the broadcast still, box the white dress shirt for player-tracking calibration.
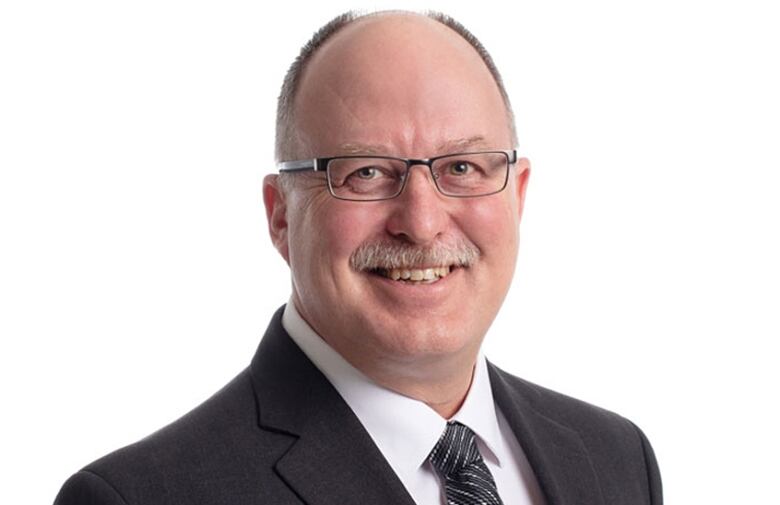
[282,302,546,505]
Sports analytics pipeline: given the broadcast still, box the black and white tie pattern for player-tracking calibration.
[428,421,504,505]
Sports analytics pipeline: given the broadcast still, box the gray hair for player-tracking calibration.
[275,10,518,165]
[350,236,481,272]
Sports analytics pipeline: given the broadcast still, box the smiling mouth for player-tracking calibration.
[368,265,456,283]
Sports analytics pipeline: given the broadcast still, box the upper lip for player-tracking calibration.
[373,264,452,271]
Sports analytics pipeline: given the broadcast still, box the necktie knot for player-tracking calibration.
[429,421,484,476]
[428,422,504,505]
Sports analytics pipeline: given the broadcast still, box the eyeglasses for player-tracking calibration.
[277,150,517,202]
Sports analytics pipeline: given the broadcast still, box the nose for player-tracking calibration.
[384,164,450,245]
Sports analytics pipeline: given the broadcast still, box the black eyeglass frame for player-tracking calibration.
[277,149,518,202]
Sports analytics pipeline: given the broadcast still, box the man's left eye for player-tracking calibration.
[449,161,472,175]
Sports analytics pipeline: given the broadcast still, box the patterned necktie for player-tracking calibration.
[428,421,504,505]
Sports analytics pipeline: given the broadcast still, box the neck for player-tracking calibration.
[338,342,479,419]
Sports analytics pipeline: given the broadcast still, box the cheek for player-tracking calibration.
[293,201,384,276]
[461,197,520,255]
[327,205,383,254]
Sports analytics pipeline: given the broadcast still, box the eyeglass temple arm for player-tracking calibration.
[277,159,328,173]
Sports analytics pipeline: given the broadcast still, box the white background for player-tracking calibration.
[1,1,778,503]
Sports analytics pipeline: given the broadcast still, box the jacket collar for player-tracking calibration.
[248,306,416,505]
[488,363,606,505]
[249,306,604,505]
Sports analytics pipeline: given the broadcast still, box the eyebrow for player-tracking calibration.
[336,135,489,156]
[437,136,488,153]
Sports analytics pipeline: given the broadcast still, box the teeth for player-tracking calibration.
[381,266,452,282]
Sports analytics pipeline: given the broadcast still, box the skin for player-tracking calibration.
[263,13,530,418]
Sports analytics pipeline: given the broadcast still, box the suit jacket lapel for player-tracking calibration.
[249,308,416,505]
[488,364,606,505]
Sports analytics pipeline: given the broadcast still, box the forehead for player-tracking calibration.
[292,14,512,157]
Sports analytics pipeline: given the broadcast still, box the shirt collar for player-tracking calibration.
[449,355,503,466]
[281,301,504,483]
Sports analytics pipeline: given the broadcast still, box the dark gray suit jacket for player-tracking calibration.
[55,307,662,505]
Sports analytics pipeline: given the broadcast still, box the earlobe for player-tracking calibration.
[515,158,531,221]
[262,174,290,263]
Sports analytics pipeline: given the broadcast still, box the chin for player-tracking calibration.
[368,317,477,359]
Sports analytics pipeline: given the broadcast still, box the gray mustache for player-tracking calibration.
[350,238,480,271]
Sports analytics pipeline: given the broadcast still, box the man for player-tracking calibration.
[55,10,662,505]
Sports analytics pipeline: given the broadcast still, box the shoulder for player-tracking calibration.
[490,362,645,438]
[55,369,295,505]
[489,363,663,504]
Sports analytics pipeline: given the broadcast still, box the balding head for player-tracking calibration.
[275,11,516,162]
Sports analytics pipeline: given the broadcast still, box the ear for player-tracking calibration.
[514,157,531,222]
[263,174,290,264]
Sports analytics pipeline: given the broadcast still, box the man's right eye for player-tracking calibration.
[354,166,380,179]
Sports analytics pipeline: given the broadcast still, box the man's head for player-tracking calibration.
[264,11,530,388]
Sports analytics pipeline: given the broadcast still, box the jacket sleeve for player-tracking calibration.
[54,470,129,505]
[633,422,663,505]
